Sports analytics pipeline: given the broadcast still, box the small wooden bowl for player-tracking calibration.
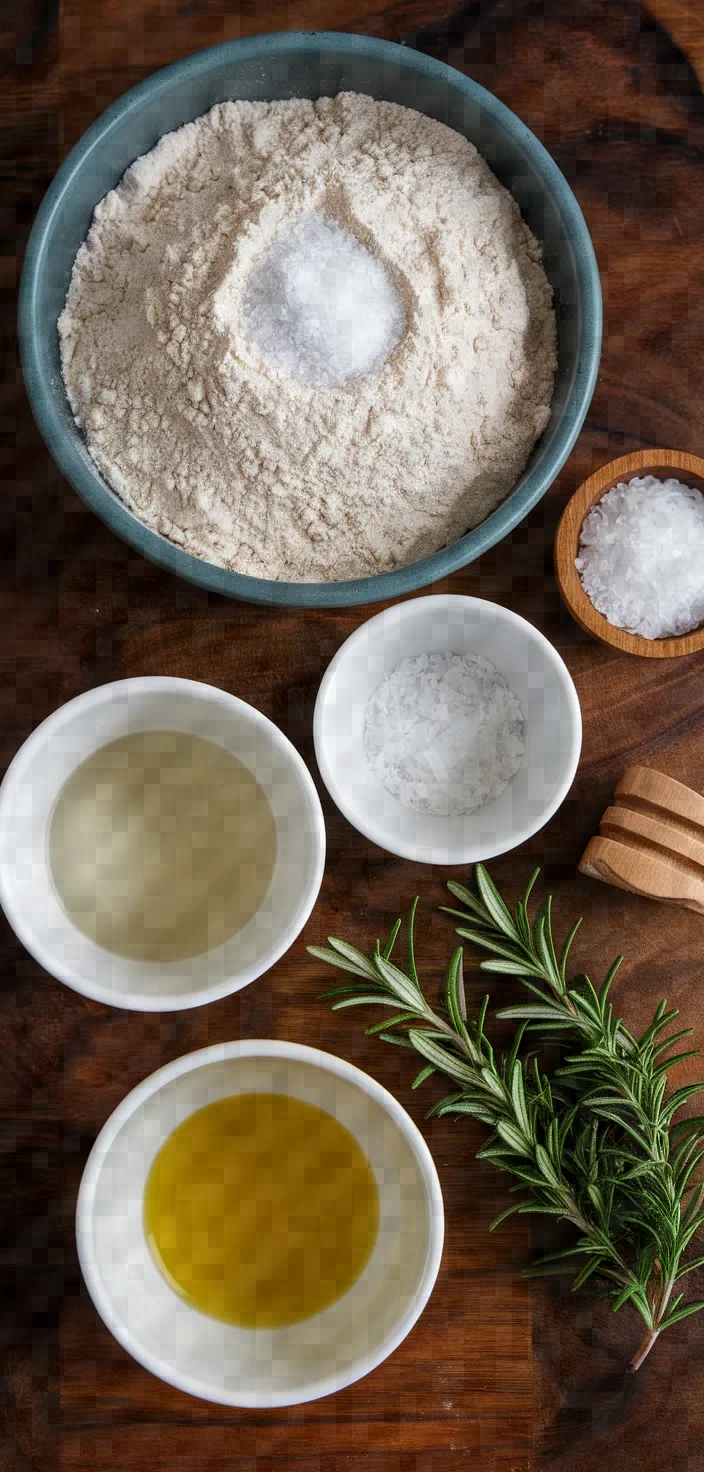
[554,448,704,658]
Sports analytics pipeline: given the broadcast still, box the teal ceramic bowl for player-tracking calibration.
[19,32,602,609]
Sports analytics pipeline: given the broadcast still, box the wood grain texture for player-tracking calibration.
[645,0,704,81]
[4,1,704,1470]
[554,449,704,657]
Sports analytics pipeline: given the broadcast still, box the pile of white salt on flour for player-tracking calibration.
[59,94,557,582]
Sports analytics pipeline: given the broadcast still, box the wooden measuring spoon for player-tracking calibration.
[579,766,704,915]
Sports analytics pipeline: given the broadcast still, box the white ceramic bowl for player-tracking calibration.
[314,595,582,864]
[76,1039,444,1407]
[0,677,325,1010]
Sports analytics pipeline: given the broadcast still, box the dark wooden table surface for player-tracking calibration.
[5,1,704,1467]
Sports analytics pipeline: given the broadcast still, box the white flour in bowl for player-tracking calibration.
[58,93,557,583]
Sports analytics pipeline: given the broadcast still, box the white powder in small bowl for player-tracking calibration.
[363,651,524,817]
[575,474,704,639]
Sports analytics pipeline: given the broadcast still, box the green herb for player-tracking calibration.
[308,866,704,1371]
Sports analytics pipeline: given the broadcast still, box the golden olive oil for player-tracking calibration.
[143,1092,380,1328]
[48,730,276,961]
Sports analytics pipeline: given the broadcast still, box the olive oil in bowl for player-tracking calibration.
[48,730,276,961]
[144,1092,380,1328]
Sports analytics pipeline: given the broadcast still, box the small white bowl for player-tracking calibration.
[314,595,582,864]
[76,1039,444,1407]
[0,677,325,1010]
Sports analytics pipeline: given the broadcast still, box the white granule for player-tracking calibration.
[58,93,556,584]
[364,652,524,817]
[241,213,405,386]
[575,475,704,639]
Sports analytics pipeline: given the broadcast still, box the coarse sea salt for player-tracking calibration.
[242,213,406,387]
[576,475,704,639]
[364,651,524,818]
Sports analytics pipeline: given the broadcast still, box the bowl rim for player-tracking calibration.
[0,676,326,1010]
[75,1037,446,1407]
[19,29,602,609]
[313,593,583,863]
[554,448,704,658]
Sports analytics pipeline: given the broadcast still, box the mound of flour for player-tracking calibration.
[59,94,556,582]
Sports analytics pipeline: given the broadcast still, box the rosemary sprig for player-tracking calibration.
[307,866,704,1371]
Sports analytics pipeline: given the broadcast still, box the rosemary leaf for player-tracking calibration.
[308,864,704,1371]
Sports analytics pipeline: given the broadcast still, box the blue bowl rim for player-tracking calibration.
[19,30,602,609]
